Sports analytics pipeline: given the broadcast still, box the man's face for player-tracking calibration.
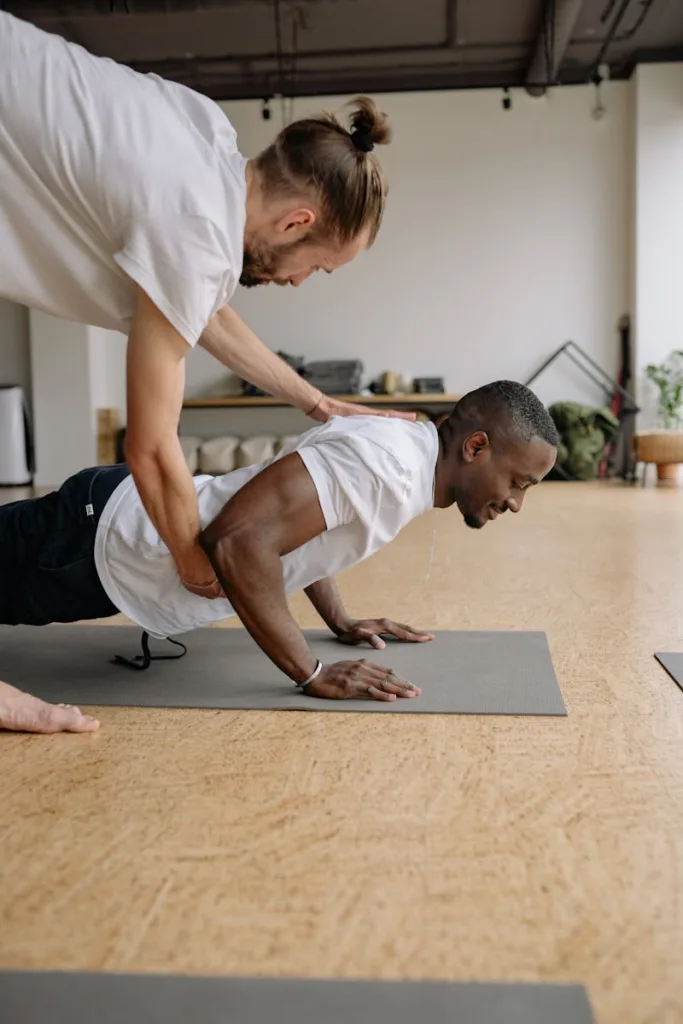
[448,433,556,529]
[240,231,368,289]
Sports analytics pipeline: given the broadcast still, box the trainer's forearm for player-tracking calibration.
[304,578,351,635]
[200,530,317,682]
[126,437,213,583]
[200,305,322,412]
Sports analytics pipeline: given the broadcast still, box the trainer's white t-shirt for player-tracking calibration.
[0,13,246,344]
[95,417,439,638]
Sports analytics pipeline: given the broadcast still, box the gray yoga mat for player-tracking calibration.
[0,971,594,1024]
[0,625,566,715]
[654,652,683,694]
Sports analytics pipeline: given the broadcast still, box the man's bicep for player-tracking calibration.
[202,453,330,557]
[126,288,189,453]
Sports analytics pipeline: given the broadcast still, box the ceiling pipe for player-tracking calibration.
[525,0,585,96]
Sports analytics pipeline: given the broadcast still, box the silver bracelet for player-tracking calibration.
[294,659,323,688]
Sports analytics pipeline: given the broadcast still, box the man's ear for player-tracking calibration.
[462,430,490,464]
[276,207,316,238]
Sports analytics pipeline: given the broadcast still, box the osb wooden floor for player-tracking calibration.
[2,480,683,1024]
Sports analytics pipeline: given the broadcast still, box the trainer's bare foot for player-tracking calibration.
[0,680,100,734]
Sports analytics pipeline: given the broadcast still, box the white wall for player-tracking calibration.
[0,297,31,407]
[29,315,128,486]
[186,83,631,411]
[89,327,127,418]
[30,311,96,485]
[633,64,683,427]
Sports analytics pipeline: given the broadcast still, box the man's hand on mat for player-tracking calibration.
[335,619,435,649]
[309,395,416,423]
[0,681,100,734]
[304,660,421,702]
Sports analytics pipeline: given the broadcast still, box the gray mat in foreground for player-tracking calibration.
[654,652,683,694]
[0,625,566,716]
[0,972,594,1024]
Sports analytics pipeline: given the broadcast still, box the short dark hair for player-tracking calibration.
[449,381,559,448]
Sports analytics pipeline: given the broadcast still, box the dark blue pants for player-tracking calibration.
[0,464,130,626]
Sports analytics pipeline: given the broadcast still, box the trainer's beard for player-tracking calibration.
[240,238,307,288]
[239,247,278,288]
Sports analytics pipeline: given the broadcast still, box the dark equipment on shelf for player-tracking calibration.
[413,377,446,394]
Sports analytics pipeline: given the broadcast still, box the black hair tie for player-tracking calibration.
[350,128,374,153]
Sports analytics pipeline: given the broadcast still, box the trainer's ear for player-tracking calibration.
[462,430,490,464]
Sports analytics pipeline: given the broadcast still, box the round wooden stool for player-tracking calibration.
[634,431,683,485]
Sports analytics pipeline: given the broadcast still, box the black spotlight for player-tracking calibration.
[502,88,512,111]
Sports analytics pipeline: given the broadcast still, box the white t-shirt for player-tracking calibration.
[95,417,439,638]
[0,13,246,344]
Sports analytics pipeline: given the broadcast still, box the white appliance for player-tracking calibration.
[0,384,34,486]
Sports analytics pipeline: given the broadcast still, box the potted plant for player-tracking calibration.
[642,350,683,481]
[645,350,683,430]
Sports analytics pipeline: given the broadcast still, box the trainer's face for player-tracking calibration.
[441,432,556,529]
[240,211,369,288]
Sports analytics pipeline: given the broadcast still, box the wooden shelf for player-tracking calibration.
[183,393,460,410]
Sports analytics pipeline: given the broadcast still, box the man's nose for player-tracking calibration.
[506,492,523,514]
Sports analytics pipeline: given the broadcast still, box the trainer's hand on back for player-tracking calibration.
[304,660,421,702]
[179,545,226,599]
[336,618,435,649]
[310,395,416,423]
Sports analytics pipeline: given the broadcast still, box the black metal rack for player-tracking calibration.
[525,340,639,482]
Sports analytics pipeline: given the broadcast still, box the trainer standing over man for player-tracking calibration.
[0,11,409,603]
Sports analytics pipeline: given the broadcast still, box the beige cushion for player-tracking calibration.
[198,436,241,475]
[178,435,202,474]
[237,435,278,468]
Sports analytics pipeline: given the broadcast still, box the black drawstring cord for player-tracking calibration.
[113,631,187,672]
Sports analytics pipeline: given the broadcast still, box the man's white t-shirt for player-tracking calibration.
[95,417,439,638]
[0,13,246,344]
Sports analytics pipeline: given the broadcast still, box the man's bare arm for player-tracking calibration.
[200,306,416,422]
[199,454,420,701]
[305,579,435,649]
[125,288,220,596]
[200,453,325,680]
[304,578,351,634]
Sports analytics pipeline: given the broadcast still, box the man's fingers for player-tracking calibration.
[391,622,435,642]
[364,685,397,702]
[356,667,420,700]
[377,677,421,698]
[362,632,386,650]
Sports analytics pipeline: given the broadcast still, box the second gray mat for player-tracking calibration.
[0,972,594,1024]
[654,652,683,694]
[0,625,565,715]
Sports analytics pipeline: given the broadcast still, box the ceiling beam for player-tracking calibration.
[525,0,585,96]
